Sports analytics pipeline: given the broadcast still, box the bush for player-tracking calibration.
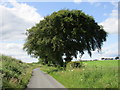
[0,55,34,88]
[66,61,82,70]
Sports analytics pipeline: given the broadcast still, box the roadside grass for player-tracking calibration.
[1,55,41,89]
[40,60,119,88]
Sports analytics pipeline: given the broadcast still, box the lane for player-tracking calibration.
[27,68,66,88]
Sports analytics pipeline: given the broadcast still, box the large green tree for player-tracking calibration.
[23,9,107,66]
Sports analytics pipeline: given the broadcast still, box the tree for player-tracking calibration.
[23,9,107,67]
[115,56,119,60]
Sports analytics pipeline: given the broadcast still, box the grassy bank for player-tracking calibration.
[0,55,41,89]
[40,60,119,88]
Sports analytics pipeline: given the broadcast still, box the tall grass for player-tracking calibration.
[0,55,41,89]
[41,60,119,88]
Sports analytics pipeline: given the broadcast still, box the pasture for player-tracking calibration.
[41,60,119,88]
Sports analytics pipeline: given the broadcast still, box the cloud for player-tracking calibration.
[111,2,118,8]
[0,1,43,41]
[9,0,43,23]
[0,0,43,63]
[0,42,38,63]
[100,43,118,57]
[80,42,118,60]
[73,0,119,3]
[77,8,118,60]
[73,0,83,3]
[1,0,118,63]
[99,10,118,34]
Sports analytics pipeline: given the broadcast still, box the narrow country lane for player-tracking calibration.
[26,68,67,89]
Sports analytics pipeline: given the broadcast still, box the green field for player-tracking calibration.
[0,55,41,89]
[40,60,119,88]
[1,55,119,88]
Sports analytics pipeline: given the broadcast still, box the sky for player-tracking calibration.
[0,0,119,63]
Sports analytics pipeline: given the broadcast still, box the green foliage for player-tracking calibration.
[66,61,82,70]
[23,9,107,66]
[40,65,59,74]
[0,55,40,89]
[41,60,118,88]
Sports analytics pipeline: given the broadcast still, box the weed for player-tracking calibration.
[41,60,119,88]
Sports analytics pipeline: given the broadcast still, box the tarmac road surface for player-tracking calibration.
[27,68,66,89]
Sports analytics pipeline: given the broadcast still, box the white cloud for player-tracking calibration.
[73,0,119,3]
[100,43,118,57]
[80,42,118,60]
[111,2,118,8]
[0,1,43,41]
[0,42,38,63]
[103,13,109,16]
[99,10,118,34]
[0,0,118,63]
[0,0,43,63]
[73,0,83,3]
[94,2,101,7]
[9,0,43,23]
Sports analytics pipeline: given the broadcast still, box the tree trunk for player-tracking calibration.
[59,60,63,67]
[45,59,48,64]
[64,55,72,67]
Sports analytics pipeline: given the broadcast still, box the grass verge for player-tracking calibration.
[0,55,41,89]
[40,60,119,88]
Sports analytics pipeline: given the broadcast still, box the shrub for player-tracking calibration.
[66,61,82,70]
[0,55,34,88]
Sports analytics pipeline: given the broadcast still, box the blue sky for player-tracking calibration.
[0,0,118,62]
[27,2,114,22]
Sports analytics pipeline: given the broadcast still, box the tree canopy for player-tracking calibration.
[23,9,107,66]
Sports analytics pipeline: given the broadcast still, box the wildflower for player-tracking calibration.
[71,69,74,71]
